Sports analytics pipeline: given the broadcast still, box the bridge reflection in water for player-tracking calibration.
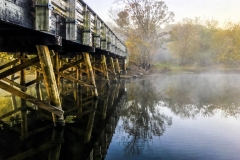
[0,74,127,160]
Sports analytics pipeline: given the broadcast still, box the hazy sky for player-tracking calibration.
[84,0,240,26]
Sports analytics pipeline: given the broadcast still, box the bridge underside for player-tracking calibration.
[0,22,127,126]
[0,0,128,126]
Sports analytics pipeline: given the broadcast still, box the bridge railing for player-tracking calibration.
[35,0,127,57]
[0,0,127,57]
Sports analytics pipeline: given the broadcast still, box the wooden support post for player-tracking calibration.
[110,57,117,81]
[10,64,17,110]
[36,45,65,126]
[21,109,28,138]
[77,84,83,120]
[94,15,101,48]
[101,55,109,84]
[54,52,61,88]
[0,81,63,116]
[83,6,91,46]
[83,52,98,97]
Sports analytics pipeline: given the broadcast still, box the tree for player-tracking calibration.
[110,0,174,68]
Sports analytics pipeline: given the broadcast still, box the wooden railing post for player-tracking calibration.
[36,45,65,126]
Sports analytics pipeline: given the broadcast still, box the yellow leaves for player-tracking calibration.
[168,18,240,66]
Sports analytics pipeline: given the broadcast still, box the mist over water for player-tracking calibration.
[106,73,240,160]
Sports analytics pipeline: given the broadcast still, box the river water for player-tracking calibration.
[0,73,240,159]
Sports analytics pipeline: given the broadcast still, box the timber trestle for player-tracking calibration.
[0,48,126,126]
[0,0,128,126]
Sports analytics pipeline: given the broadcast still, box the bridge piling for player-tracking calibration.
[83,52,98,98]
[36,45,65,126]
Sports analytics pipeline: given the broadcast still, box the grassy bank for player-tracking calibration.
[153,62,240,73]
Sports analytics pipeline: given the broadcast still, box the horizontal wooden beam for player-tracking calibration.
[0,81,64,117]
[0,59,19,70]
[0,106,26,120]
[0,57,39,79]
[59,59,84,72]
[25,77,44,87]
[55,71,94,88]
[2,78,27,91]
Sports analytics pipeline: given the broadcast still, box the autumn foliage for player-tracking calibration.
[168,18,240,66]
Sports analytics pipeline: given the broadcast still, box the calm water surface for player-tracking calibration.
[106,73,240,160]
[0,73,240,159]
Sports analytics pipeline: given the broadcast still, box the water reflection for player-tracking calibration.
[1,73,240,159]
[0,77,126,159]
[158,74,240,118]
[120,80,172,156]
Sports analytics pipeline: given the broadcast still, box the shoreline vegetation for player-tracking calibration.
[122,62,240,79]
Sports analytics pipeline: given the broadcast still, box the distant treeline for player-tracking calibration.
[167,18,240,66]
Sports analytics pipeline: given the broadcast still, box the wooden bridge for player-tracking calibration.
[0,0,128,126]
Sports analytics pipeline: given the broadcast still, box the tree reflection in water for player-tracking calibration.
[120,80,172,156]
[118,74,240,156]
[161,74,240,118]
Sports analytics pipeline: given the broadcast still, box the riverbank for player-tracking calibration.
[122,63,240,79]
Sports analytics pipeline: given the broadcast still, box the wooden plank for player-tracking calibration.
[35,0,51,31]
[110,57,117,81]
[2,78,27,91]
[25,77,44,87]
[55,71,94,88]
[66,0,77,40]
[0,57,39,79]
[60,88,77,96]
[101,55,109,82]
[0,106,26,120]
[0,59,19,70]
[92,66,104,73]
[0,81,64,117]
[93,16,101,48]
[59,59,83,72]
[83,6,91,46]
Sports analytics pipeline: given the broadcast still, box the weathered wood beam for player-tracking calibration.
[25,77,44,87]
[54,52,61,87]
[83,52,98,97]
[60,88,77,96]
[59,59,83,72]
[0,106,26,120]
[2,78,27,91]
[110,57,117,81]
[55,71,94,88]
[92,66,104,73]
[101,55,109,82]
[0,57,39,79]
[36,45,65,126]
[115,58,120,74]
[0,81,64,117]
[0,59,19,70]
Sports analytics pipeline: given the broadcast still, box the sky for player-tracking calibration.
[83,0,240,26]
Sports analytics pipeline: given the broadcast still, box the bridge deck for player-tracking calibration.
[0,0,127,58]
